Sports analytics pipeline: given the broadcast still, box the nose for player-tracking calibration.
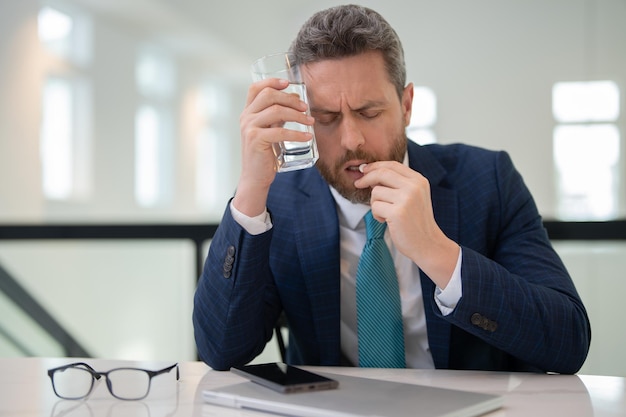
[339,115,365,151]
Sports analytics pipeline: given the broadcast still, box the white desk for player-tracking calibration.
[1,357,624,416]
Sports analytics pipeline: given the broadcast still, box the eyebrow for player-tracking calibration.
[311,100,386,114]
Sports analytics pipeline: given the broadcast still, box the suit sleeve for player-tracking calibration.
[192,203,282,370]
[443,151,591,374]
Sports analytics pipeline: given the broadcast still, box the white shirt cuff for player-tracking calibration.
[434,247,463,316]
[230,202,272,235]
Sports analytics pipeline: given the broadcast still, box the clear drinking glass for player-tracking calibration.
[251,52,319,172]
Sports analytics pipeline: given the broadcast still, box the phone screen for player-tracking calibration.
[231,363,339,394]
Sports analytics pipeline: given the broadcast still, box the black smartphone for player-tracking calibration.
[230,362,339,394]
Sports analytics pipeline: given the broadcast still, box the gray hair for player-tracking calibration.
[290,4,407,99]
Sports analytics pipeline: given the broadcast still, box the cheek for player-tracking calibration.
[313,131,340,158]
[364,124,393,151]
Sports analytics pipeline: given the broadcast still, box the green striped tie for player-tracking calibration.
[356,210,406,368]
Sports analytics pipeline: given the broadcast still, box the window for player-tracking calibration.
[135,106,161,207]
[134,47,176,207]
[553,81,619,123]
[38,6,73,57]
[38,5,92,201]
[552,81,621,220]
[407,86,437,145]
[38,4,91,66]
[40,78,72,200]
[194,83,233,212]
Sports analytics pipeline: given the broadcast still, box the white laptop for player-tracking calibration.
[203,371,503,417]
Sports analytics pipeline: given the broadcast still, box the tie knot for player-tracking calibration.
[364,210,386,240]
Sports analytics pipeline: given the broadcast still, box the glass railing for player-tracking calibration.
[0,224,217,361]
[1,221,625,375]
[0,265,70,357]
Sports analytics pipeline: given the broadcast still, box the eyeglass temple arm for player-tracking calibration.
[148,363,179,381]
[47,362,102,380]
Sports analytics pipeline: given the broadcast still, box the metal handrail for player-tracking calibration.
[0,223,219,279]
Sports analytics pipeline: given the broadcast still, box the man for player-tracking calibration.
[193,4,590,373]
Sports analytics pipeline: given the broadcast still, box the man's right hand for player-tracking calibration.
[233,78,315,217]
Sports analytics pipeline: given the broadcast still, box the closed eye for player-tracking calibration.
[313,112,339,126]
[360,110,382,119]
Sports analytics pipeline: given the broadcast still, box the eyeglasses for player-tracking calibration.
[47,362,179,401]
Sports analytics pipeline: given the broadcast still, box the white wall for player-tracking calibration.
[393,0,626,217]
[0,0,247,223]
[1,0,625,222]
[0,1,45,220]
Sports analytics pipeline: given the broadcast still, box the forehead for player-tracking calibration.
[301,51,398,110]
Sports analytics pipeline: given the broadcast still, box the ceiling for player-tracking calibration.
[63,0,331,58]
[60,0,431,71]
[58,0,626,85]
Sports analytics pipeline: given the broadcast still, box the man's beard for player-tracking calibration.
[316,133,407,204]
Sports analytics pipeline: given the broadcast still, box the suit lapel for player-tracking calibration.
[293,170,342,364]
[408,141,459,369]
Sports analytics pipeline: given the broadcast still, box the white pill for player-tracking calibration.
[358,163,367,173]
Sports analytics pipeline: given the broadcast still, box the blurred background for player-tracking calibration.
[0,0,625,376]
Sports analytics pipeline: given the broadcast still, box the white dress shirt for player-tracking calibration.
[328,185,462,369]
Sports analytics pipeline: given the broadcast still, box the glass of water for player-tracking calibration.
[251,52,319,172]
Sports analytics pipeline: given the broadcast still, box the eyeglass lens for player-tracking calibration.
[51,366,95,400]
[106,368,151,400]
[50,363,177,401]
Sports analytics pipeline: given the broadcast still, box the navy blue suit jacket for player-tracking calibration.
[193,141,591,373]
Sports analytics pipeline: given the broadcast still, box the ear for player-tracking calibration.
[401,83,414,127]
